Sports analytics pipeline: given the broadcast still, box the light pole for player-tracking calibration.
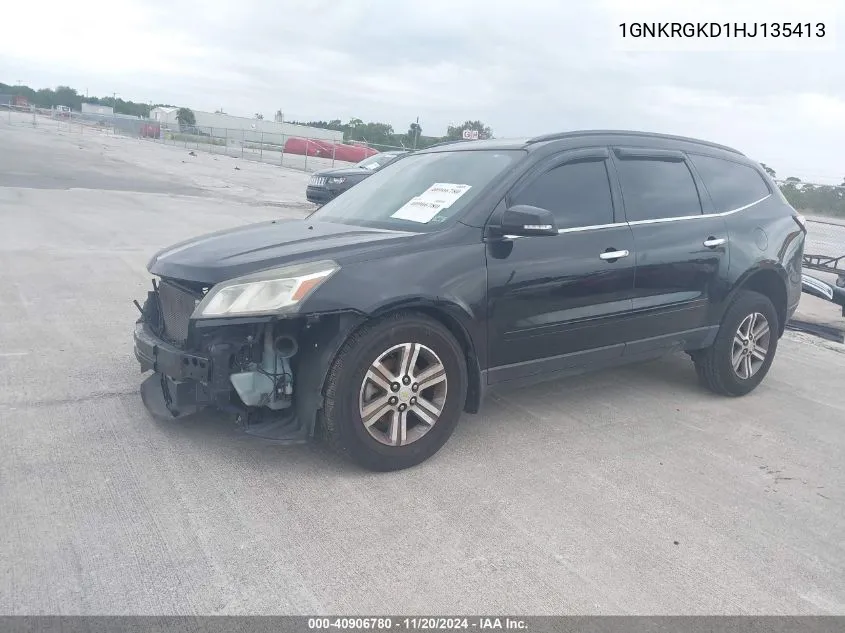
[112,92,118,133]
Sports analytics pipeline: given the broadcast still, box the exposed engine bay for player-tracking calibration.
[133,276,363,443]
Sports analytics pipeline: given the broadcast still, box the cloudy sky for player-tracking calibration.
[1,0,842,183]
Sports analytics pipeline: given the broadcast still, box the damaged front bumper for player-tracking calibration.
[134,322,212,419]
[133,283,365,443]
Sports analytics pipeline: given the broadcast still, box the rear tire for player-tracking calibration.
[319,311,467,471]
[693,290,779,397]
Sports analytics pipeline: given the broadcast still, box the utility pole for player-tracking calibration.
[414,116,420,150]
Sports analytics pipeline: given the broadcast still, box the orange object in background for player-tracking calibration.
[283,137,381,162]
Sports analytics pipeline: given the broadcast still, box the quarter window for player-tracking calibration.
[615,158,703,222]
[690,154,771,212]
[511,159,614,229]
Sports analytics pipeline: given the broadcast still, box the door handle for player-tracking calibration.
[599,249,630,261]
[703,237,726,248]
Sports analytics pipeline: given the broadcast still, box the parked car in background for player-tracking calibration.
[134,130,804,471]
[306,151,409,204]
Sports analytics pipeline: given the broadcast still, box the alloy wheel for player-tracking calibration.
[358,343,448,446]
[731,312,771,380]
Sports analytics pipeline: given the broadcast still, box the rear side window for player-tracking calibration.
[615,158,703,222]
[689,154,771,212]
[511,159,614,229]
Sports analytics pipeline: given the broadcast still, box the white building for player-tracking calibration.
[81,103,114,116]
[149,107,342,143]
[150,106,178,124]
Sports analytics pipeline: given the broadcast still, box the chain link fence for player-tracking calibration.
[2,103,843,236]
[157,124,339,172]
[0,105,410,173]
[153,125,405,172]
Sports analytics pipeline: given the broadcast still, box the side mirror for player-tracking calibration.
[499,205,558,237]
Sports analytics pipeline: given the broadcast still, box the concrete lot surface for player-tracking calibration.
[0,121,844,615]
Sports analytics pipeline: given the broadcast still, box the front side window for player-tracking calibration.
[615,158,703,222]
[689,154,771,212]
[310,150,524,232]
[511,159,615,229]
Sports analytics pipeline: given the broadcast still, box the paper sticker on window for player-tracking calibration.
[391,183,472,223]
[390,197,447,223]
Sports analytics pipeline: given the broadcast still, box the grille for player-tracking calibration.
[157,280,200,345]
[310,176,326,187]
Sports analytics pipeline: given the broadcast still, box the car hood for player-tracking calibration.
[312,167,373,178]
[147,219,419,284]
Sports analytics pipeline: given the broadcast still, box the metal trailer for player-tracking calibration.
[801,252,845,316]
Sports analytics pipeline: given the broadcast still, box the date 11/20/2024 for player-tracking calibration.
[619,22,827,38]
[307,617,528,630]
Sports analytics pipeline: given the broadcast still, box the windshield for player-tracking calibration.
[355,153,401,171]
[310,150,524,232]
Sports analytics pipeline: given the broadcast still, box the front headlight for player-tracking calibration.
[328,177,346,184]
[193,260,339,318]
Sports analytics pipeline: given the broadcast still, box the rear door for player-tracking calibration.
[486,148,636,383]
[609,147,730,353]
[686,151,775,281]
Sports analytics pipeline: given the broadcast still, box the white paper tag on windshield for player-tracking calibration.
[391,183,472,223]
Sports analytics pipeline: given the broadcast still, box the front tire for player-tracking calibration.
[693,290,779,397]
[319,312,468,471]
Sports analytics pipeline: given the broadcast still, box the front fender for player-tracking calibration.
[294,311,367,437]
[363,295,487,414]
[368,293,485,363]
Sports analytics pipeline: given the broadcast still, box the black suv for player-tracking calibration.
[306,151,408,204]
[134,130,805,471]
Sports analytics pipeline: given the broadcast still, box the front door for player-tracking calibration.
[486,148,636,384]
[609,147,730,353]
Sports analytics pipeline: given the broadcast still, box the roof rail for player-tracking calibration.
[421,138,472,150]
[526,130,744,156]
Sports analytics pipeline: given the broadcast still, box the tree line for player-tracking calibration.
[285,117,492,150]
[0,81,492,149]
[0,82,171,118]
[761,164,844,218]
[170,108,492,150]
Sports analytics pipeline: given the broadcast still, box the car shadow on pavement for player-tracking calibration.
[132,352,717,475]
[478,352,709,408]
[134,396,364,474]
